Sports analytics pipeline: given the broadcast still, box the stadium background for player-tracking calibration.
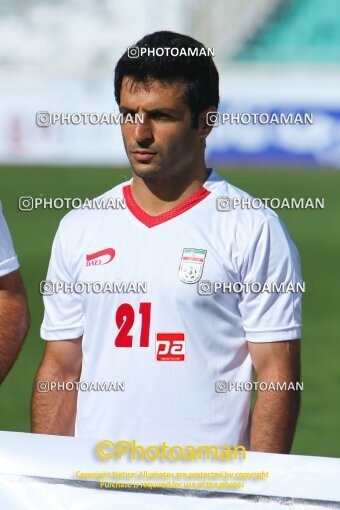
[0,0,339,458]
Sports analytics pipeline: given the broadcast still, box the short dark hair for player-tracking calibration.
[114,30,219,128]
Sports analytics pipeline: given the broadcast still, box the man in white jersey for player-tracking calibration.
[32,31,302,453]
[0,201,29,382]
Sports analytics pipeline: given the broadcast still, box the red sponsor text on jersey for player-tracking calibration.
[86,248,115,266]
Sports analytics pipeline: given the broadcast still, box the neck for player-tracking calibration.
[130,162,210,216]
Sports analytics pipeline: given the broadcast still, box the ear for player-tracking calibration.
[197,106,218,140]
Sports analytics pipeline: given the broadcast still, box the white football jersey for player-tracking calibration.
[41,169,302,446]
[0,201,19,277]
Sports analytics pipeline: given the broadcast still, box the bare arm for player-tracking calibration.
[248,340,301,453]
[0,270,29,383]
[31,338,82,436]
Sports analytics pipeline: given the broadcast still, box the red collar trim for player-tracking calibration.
[122,184,210,228]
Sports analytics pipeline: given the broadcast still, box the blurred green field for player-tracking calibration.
[0,165,339,457]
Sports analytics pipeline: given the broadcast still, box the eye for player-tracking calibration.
[152,112,171,120]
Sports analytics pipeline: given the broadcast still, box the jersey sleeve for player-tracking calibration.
[0,201,19,277]
[238,216,302,342]
[40,221,84,340]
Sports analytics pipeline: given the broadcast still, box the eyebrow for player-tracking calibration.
[119,106,179,115]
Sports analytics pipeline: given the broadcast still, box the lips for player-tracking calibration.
[131,151,156,162]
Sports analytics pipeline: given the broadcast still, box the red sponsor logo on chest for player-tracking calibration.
[86,248,115,266]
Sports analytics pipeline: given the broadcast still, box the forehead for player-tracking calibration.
[120,77,188,109]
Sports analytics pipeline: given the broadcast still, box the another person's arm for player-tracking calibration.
[248,340,301,453]
[0,270,29,382]
[31,338,82,435]
[0,202,29,382]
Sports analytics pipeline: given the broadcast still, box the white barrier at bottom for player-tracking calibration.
[0,431,340,509]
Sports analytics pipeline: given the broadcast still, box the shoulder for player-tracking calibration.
[206,169,280,233]
[57,178,130,235]
[205,170,299,268]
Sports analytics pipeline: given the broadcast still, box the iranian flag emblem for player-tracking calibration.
[179,248,207,284]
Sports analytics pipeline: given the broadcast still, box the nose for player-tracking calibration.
[133,116,154,146]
